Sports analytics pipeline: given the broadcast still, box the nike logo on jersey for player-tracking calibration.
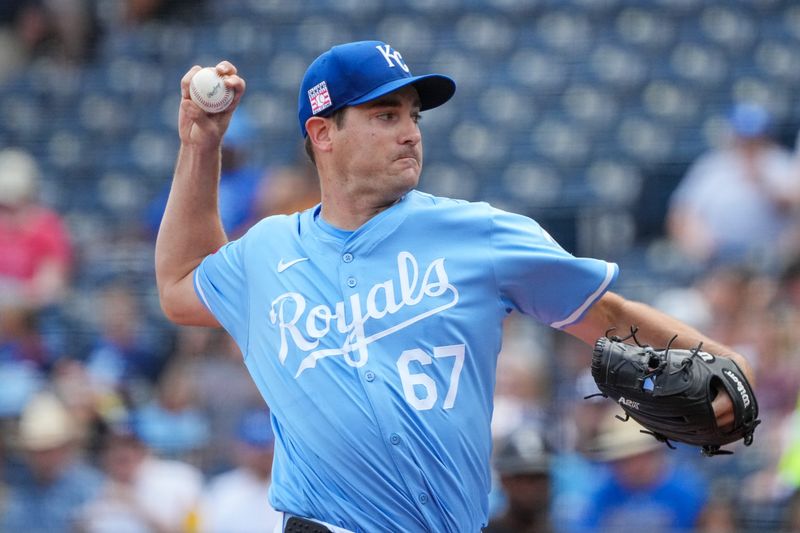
[277,257,309,273]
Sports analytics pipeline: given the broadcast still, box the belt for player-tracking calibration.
[275,512,356,533]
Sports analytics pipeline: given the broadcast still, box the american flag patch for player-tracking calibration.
[308,81,332,114]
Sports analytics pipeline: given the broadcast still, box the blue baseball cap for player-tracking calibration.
[298,40,456,137]
[236,409,274,449]
[729,103,771,138]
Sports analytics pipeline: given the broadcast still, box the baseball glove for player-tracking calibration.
[589,329,760,456]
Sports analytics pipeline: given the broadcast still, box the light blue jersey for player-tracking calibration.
[194,190,617,532]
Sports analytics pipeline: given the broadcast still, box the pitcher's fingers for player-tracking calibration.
[224,75,246,107]
[215,61,237,77]
[181,99,207,122]
[712,390,735,430]
[181,65,203,99]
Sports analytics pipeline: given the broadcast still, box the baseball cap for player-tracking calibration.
[493,426,551,476]
[729,103,771,138]
[298,40,456,137]
[0,148,39,207]
[589,417,662,462]
[16,391,79,451]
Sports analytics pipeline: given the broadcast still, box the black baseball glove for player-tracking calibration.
[590,329,760,456]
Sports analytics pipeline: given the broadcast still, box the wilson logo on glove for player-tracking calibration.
[723,369,752,408]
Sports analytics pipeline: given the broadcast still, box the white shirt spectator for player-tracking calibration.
[199,468,280,533]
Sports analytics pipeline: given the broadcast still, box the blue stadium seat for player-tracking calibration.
[529,117,591,167]
[589,44,649,90]
[1,95,44,141]
[454,14,515,57]
[535,10,594,56]
[669,41,729,87]
[376,15,435,58]
[501,161,563,207]
[754,40,800,85]
[420,162,480,202]
[698,5,757,52]
[448,120,509,165]
[615,7,676,50]
[641,80,700,124]
[505,48,569,95]
[616,115,676,163]
[561,84,620,128]
[585,158,643,207]
[476,86,536,132]
[128,131,179,177]
[292,16,355,55]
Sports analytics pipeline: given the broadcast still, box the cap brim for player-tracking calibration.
[348,73,455,111]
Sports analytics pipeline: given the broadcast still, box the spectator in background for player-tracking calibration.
[84,283,168,399]
[0,148,72,308]
[123,0,206,25]
[248,163,321,222]
[76,417,204,533]
[198,409,280,533]
[182,329,264,474]
[146,110,264,239]
[134,360,210,464]
[0,301,51,370]
[0,304,46,419]
[0,0,97,81]
[1,391,102,533]
[577,417,710,533]
[486,425,553,533]
[667,103,798,270]
[491,314,549,442]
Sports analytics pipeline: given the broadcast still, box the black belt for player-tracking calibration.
[285,516,332,533]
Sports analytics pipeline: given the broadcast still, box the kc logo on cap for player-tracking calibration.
[375,44,410,73]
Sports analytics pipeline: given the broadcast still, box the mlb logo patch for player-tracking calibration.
[308,81,332,114]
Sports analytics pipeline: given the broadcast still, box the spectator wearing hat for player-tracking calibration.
[198,408,280,533]
[1,391,102,533]
[575,417,710,533]
[0,147,72,308]
[485,426,553,533]
[76,415,204,533]
[667,103,798,270]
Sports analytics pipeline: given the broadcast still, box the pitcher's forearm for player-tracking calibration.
[574,292,753,384]
[155,143,228,290]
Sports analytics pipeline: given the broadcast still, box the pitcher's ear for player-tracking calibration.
[305,116,333,155]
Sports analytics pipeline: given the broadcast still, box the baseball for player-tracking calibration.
[189,67,234,114]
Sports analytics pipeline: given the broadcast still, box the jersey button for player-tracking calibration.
[346,277,357,288]
[342,252,354,263]
[418,492,429,505]
[364,371,375,382]
[389,433,401,445]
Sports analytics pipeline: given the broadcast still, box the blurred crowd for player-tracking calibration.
[5,2,800,533]
[0,131,320,532]
[484,103,800,532]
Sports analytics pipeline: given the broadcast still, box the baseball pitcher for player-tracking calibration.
[156,41,756,533]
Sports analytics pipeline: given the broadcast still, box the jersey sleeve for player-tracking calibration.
[490,207,618,329]
[193,238,249,347]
